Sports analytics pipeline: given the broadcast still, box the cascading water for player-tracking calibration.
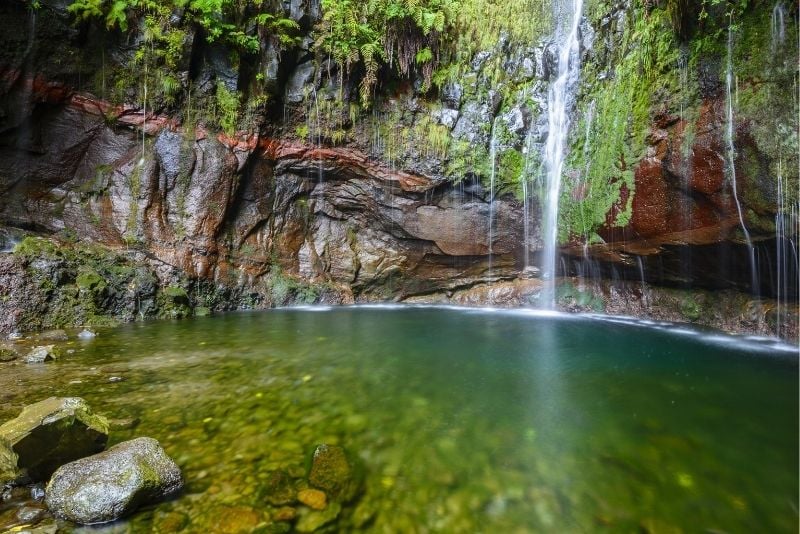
[724,20,757,295]
[540,0,584,308]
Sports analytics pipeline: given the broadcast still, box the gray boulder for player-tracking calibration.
[45,437,183,525]
[0,397,108,483]
[23,346,59,363]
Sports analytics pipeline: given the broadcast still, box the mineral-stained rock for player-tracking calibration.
[0,397,108,483]
[45,437,183,524]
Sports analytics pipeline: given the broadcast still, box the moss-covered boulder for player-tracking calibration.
[0,397,109,483]
[45,437,183,525]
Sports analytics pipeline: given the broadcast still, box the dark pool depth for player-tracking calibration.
[1,307,797,532]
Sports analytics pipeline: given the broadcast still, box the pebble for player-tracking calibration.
[297,488,327,510]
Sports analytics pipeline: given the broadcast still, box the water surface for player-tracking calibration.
[0,307,797,532]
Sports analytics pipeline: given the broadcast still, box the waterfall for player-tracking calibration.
[540,0,584,308]
[724,21,757,295]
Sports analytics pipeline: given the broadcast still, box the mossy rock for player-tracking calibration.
[0,397,109,483]
[76,269,107,292]
[308,444,361,503]
[679,298,702,322]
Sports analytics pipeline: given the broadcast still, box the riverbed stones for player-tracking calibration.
[0,397,108,483]
[45,437,183,524]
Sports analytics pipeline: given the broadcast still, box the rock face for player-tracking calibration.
[0,0,795,339]
[45,437,183,524]
[0,397,109,483]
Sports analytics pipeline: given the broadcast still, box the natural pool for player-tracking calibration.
[0,307,797,533]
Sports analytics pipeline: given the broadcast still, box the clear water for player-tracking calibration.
[0,307,797,533]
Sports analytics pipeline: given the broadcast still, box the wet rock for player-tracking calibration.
[16,504,47,524]
[297,488,327,510]
[0,346,18,362]
[7,332,23,341]
[519,266,541,279]
[23,346,59,364]
[295,502,341,533]
[286,61,315,104]
[45,437,183,524]
[76,329,96,340]
[37,330,67,342]
[308,444,358,501]
[0,397,108,483]
[261,470,296,506]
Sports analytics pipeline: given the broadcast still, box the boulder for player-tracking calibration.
[0,346,18,361]
[0,397,108,483]
[23,346,59,363]
[45,437,183,524]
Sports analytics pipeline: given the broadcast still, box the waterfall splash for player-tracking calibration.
[724,21,757,294]
[540,0,584,308]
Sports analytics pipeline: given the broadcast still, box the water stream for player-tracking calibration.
[724,20,758,295]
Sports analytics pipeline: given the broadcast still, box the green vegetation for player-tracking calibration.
[560,3,679,244]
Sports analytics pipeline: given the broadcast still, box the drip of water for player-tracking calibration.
[540,0,584,308]
[724,21,757,295]
[771,1,786,53]
[775,158,784,338]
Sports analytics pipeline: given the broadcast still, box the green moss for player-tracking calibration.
[12,237,59,259]
[680,296,702,322]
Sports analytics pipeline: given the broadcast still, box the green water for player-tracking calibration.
[0,307,797,533]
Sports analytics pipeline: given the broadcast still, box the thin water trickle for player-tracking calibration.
[724,21,757,295]
[540,0,584,308]
[487,117,499,273]
[771,1,786,53]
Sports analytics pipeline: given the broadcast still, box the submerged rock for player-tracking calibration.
[23,346,59,364]
[45,437,183,524]
[37,330,68,342]
[297,488,327,510]
[261,470,296,506]
[308,444,359,502]
[0,397,108,483]
[295,502,341,533]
